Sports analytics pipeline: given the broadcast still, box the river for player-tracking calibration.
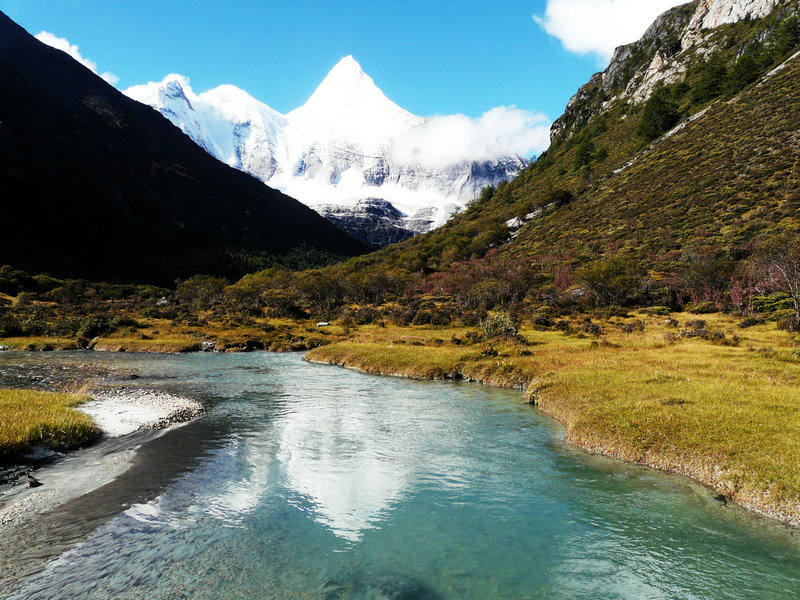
[1,351,799,599]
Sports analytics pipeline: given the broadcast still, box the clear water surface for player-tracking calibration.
[2,351,800,599]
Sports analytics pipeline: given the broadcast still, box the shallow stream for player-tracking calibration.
[1,351,799,599]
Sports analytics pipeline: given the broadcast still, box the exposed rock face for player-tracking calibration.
[550,4,695,142]
[683,0,781,48]
[317,199,417,247]
[550,0,787,143]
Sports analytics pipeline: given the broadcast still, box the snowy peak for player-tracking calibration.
[125,73,194,110]
[288,56,421,145]
[317,55,369,91]
[199,84,285,125]
[302,56,396,111]
[126,56,530,243]
[125,74,286,180]
[127,75,284,126]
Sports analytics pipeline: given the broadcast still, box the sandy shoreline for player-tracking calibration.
[0,389,204,527]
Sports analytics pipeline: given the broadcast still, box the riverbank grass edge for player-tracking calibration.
[305,314,800,526]
[0,389,100,459]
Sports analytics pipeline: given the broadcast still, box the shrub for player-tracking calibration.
[48,318,80,337]
[576,256,646,306]
[176,275,229,310]
[385,304,418,326]
[777,314,800,333]
[580,319,602,336]
[473,185,496,206]
[353,307,379,324]
[687,301,718,314]
[21,304,49,336]
[637,86,680,141]
[639,306,671,316]
[774,15,800,58]
[76,316,111,339]
[752,292,794,314]
[600,305,631,318]
[617,320,645,334]
[554,320,573,333]
[573,136,595,170]
[725,42,771,95]
[480,313,518,340]
[465,330,483,344]
[543,189,575,208]
[691,51,726,105]
[530,306,555,327]
[110,316,140,329]
[0,311,22,337]
[738,316,764,328]
[459,309,488,327]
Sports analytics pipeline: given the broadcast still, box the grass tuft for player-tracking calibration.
[0,389,100,460]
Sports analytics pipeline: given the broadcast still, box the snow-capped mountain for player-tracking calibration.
[125,75,287,182]
[125,57,529,245]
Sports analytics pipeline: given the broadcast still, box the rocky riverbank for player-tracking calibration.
[78,389,205,436]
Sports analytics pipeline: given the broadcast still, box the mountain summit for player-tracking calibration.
[126,57,528,246]
[287,56,420,147]
[301,55,387,112]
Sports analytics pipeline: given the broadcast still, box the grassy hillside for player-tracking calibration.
[351,2,800,278]
[513,53,800,261]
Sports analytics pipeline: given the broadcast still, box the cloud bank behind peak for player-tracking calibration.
[391,106,551,168]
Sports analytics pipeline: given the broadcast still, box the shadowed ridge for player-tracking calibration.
[0,11,369,283]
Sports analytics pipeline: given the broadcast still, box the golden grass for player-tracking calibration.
[0,337,79,351]
[93,334,201,353]
[307,313,800,521]
[80,318,346,353]
[0,388,100,459]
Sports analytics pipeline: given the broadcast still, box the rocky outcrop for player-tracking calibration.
[550,0,788,143]
[682,0,782,48]
[317,199,416,248]
[550,3,695,142]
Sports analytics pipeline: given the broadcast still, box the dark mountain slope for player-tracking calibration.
[0,12,368,283]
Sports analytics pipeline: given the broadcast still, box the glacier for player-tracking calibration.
[125,56,532,245]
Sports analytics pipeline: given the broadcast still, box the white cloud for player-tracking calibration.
[35,31,119,85]
[533,0,686,61]
[392,106,551,168]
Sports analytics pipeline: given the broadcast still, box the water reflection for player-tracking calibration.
[276,394,411,541]
[124,433,272,528]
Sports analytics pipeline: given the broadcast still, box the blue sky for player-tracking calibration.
[0,0,684,121]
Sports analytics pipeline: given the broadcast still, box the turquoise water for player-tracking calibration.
[3,351,800,599]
